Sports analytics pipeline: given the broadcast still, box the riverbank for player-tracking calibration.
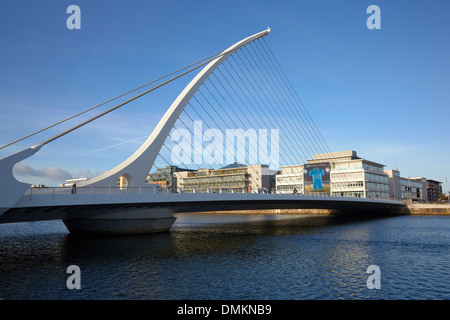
[403,203,450,215]
[192,208,336,215]
[190,203,450,216]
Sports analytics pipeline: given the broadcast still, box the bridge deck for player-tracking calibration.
[0,187,405,224]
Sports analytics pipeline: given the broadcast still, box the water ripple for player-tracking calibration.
[1,214,449,299]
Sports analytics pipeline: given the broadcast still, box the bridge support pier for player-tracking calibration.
[62,206,176,235]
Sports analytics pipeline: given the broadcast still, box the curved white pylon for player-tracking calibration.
[0,144,42,214]
[79,28,271,188]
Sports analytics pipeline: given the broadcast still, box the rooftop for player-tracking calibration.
[311,150,360,161]
[426,179,442,184]
[221,162,247,169]
[308,150,385,167]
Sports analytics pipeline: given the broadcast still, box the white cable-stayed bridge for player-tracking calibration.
[0,28,405,234]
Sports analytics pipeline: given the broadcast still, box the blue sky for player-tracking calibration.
[0,0,449,191]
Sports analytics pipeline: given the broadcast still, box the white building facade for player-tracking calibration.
[275,150,390,199]
[275,165,304,194]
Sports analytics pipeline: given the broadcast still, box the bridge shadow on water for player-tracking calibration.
[0,212,399,264]
[0,213,402,299]
[60,213,398,262]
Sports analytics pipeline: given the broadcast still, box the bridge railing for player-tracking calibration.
[24,186,165,198]
[23,186,395,202]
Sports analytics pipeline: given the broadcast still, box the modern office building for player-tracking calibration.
[147,165,195,193]
[147,153,438,202]
[426,179,442,202]
[276,150,390,199]
[384,170,428,202]
[408,177,428,202]
[175,163,276,193]
[312,150,389,199]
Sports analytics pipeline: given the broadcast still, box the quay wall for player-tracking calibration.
[191,209,336,215]
[190,204,450,216]
[399,203,450,215]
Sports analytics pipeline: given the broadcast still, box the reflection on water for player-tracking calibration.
[1,213,449,299]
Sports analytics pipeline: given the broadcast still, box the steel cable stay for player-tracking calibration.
[208,62,305,189]
[255,39,326,157]
[152,134,204,173]
[234,41,348,190]
[182,108,262,192]
[152,49,309,193]
[203,70,301,191]
[227,50,312,167]
[195,81,281,191]
[202,77,289,173]
[261,37,330,151]
[187,91,263,190]
[0,50,227,151]
[256,38,335,163]
[242,44,318,161]
[169,107,262,193]
[230,50,312,164]
[151,144,224,194]
[161,124,210,175]
[218,59,308,167]
[260,37,339,163]
[248,39,350,188]
[245,49,312,160]
[149,138,207,192]
[156,103,253,192]
[258,39,352,189]
[259,37,353,192]
[217,55,314,192]
[200,77,279,168]
[250,41,324,159]
[216,61,281,154]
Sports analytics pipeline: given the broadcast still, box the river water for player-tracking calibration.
[0,213,449,300]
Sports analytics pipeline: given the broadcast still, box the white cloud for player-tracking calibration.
[13,163,73,181]
[12,163,104,186]
[73,169,104,179]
